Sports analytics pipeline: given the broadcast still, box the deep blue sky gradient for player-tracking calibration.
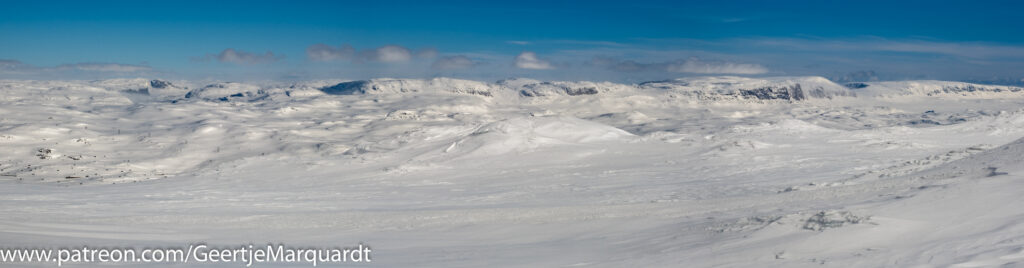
[2,0,1023,82]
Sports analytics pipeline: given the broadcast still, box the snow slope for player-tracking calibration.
[1,76,1024,267]
[639,76,855,102]
[854,80,1024,98]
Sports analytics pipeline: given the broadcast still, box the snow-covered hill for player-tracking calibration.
[320,77,499,97]
[314,76,861,103]
[639,76,856,102]
[2,76,1024,267]
[850,80,1024,98]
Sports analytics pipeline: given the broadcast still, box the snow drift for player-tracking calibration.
[443,116,635,157]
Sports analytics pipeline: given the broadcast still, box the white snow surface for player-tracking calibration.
[2,76,1024,267]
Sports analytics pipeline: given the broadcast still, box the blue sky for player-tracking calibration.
[2,0,1024,83]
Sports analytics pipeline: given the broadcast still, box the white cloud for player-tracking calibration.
[57,63,152,72]
[432,55,476,70]
[0,59,35,75]
[561,37,1024,81]
[514,51,554,70]
[0,60,153,78]
[507,40,626,47]
[416,48,439,59]
[588,56,767,74]
[307,44,438,63]
[588,57,656,72]
[362,45,413,62]
[551,40,628,47]
[306,44,354,61]
[0,59,24,68]
[196,48,281,65]
[748,38,1024,60]
[306,44,441,64]
[666,57,768,74]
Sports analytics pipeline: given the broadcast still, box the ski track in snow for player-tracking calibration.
[1,77,1024,267]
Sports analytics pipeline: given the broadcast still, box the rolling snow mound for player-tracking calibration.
[442,116,635,157]
[912,136,1024,180]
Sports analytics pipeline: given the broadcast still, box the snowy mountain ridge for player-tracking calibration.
[315,76,856,102]
[306,76,1024,102]
[853,80,1024,98]
[5,76,1024,106]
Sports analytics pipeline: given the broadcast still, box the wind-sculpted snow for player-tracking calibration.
[901,135,1024,181]
[3,76,1024,267]
[441,116,635,158]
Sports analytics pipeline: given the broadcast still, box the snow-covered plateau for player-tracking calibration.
[2,76,1024,267]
